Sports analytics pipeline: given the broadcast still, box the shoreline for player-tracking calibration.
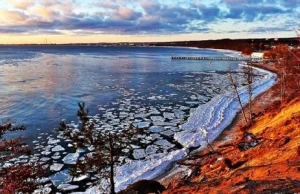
[158,62,279,187]
[111,49,276,191]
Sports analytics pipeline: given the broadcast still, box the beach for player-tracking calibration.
[156,62,278,184]
[161,59,300,193]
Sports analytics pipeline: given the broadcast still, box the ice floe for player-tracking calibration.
[62,153,80,165]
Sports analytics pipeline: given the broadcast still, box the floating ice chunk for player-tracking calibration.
[179,106,190,110]
[154,140,174,148]
[150,116,165,122]
[52,155,61,160]
[185,101,200,105]
[153,121,177,126]
[52,145,65,152]
[76,148,85,153]
[130,144,140,149]
[88,146,95,151]
[34,145,44,149]
[73,174,90,182]
[3,163,13,168]
[19,155,29,159]
[145,145,158,155]
[57,184,79,191]
[133,149,146,160]
[68,144,74,148]
[134,122,150,129]
[50,163,64,172]
[62,153,80,164]
[160,130,174,136]
[33,187,52,194]
[40,157,51,162]
[169,127,180,132]
[198,95,210,101]
[134,113,149,118]
[16,159,28,163]
[48,139,61,145]
[148,126,165,133]
[50,169,72,186]
[174,110,185,119]
[149,110,160,115]
[36,177,50,184]
[190,95,198,100]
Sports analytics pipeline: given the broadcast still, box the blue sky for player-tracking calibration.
[0,0,298,44]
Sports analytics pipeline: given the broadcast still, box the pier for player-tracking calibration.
[171,56,263,61]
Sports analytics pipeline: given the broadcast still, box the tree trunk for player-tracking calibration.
[109,136,116,194]
[246,62,253,122]
[229,71,248,123]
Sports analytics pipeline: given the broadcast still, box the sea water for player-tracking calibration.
[0,46,274,192]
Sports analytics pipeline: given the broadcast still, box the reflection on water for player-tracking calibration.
[0,46,240,141]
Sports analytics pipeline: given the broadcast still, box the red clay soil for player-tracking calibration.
[163,64,300,194]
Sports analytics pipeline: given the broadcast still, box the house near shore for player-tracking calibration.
[251,52,264,62]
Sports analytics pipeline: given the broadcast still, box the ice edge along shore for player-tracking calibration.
[86,54,277,194]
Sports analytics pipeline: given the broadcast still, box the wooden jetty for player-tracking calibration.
[171,56,263,61]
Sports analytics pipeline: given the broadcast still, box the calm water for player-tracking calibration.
[0,46,240,142]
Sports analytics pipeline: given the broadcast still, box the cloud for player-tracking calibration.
[0,0,298,36]
[112,7,142,20]
[0,10,30,25]
[3,0,35,9]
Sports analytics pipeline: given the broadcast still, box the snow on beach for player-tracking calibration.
[85,64,277,193]
[176,65,277,149]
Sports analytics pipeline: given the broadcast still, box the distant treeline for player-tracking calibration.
[1,37,299,52]
[149,38,300,52]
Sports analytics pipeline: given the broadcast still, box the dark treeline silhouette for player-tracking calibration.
[150,38,299,52]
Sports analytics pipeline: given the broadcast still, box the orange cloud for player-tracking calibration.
[0,10,29,25]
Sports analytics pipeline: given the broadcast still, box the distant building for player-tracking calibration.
[251,52,264,62]
[251,52,264,58]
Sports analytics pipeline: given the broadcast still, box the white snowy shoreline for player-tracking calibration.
[85,64,277,193]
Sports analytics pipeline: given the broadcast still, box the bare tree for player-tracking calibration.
[243,62,254,122]
[228,69,248,123]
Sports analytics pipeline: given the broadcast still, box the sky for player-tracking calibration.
[0,0,299,44]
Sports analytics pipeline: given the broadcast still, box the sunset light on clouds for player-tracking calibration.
[0,0,298,44]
